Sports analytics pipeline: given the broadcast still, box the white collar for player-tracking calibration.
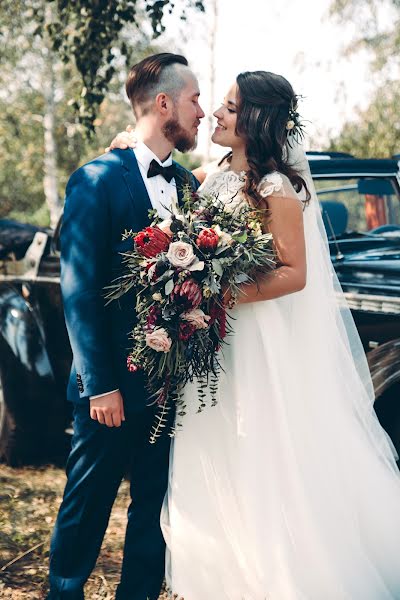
[134,141,173,172]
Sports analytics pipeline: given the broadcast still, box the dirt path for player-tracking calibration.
[0,464,131,599]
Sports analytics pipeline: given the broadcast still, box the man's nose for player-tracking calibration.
[197,104,205,119]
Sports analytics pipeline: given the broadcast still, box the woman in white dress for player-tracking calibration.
[110,71,400,600]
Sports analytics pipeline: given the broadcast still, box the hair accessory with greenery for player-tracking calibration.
[286,95,306,140]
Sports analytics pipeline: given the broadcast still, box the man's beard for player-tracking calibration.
[162,114,197,153]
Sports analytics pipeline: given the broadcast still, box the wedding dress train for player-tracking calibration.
[160,154,400,600]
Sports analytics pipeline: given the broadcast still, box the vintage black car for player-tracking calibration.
[1,153,400,465]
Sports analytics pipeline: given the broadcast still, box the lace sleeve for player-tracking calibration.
[258,172,299,201]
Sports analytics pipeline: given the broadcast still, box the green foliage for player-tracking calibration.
[45,0,205,134]
[329,0,400,73]
[327,82,400,157]
[173,150,203,171]
[0,0,174,224]
[328,0,400,158]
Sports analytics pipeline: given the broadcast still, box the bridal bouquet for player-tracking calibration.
[107,186,275,442]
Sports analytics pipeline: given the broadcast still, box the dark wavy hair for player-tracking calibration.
[222,70,310,207]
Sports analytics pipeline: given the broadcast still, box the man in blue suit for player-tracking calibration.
[48,53,204,600]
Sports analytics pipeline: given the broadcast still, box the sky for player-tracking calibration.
[160,0,381,159]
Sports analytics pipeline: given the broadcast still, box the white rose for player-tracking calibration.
[182,308,211,329]
[158,215,185,237]
[167,241,196,268]
[152,292,162,301]
[158,219,173,237]
[145,327,172,353]
[286,120,295,130]
[213,224,233,247]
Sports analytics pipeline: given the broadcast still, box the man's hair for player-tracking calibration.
[126,53,189,116]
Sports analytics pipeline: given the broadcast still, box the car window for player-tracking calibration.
[314,177,400,237]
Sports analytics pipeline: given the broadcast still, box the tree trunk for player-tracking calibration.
[42,5,62,229]
[205,0,218,163]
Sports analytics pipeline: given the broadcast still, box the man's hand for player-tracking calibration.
[90,390,126,427]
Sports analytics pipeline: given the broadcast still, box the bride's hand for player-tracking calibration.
[105,125,137,152]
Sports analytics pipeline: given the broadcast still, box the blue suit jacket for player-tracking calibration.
[60,148,199,410]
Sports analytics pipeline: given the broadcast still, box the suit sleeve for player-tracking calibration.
[60,166,118,399]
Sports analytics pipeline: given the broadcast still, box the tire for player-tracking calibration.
[0,368,30,466]
[374,381,400,460]
[0,367,70,467]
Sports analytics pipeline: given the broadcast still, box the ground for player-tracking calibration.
[0,464,131,599]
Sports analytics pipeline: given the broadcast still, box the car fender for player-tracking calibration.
[0,285,58,424]
[367,338,400,399]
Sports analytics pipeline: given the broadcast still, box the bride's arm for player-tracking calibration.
[236,195,306,305]
[192,167,207,184]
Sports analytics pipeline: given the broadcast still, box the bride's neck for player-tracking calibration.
[229,149,248,174]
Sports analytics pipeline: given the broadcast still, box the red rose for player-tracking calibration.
[171,279,202,310]
[196,228,219,251]
[135,226,171,258]
[179,322,196,341]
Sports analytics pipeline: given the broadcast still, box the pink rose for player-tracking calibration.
[145,327,172,353]
[166,241,196,268]
[182,308,211,329]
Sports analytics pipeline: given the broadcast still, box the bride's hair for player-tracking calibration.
[224,70,310,206]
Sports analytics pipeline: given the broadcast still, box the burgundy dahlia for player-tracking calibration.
[134,226,171,258]
[146,305,161,329]
[209,300,227,339]
[171,278,202,310]
[179,322,196,341]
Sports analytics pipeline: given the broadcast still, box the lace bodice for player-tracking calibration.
[199,161,298,211]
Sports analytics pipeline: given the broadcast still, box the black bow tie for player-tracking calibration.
[147,159,177,183]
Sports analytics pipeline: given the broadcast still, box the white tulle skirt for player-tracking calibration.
[161,295,400,600]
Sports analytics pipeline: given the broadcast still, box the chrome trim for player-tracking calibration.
[343,292,400,314]
[312,172,398,178]
[0,274,60,284]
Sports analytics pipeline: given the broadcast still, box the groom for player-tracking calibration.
[48,53,204,600]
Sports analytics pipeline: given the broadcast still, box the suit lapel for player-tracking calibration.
[120,149,153,231]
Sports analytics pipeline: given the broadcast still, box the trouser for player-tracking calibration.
[47,401,173,599]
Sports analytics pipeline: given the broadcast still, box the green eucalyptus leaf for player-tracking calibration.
[211,259,223,276]
[232,231,248,243]
[165,278,174,295]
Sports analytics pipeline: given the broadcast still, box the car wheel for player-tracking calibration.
[374,381,400,463]
[0,369,23,466]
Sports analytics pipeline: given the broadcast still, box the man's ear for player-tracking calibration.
[155,92,172,116]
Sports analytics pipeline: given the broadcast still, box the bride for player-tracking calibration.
[109,70,400,599]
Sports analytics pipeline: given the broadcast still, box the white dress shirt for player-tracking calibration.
[134,141,178,219]
[90,142,177,401]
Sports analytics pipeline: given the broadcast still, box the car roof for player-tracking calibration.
[307,154,399,177]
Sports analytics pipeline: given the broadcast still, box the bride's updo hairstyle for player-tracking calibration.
[235,71,310,206]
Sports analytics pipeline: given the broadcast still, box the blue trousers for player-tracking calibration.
[47,402,173,600]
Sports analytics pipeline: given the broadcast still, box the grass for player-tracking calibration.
[0,464,131,599]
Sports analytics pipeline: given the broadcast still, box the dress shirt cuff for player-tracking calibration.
[90,389,119,400]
